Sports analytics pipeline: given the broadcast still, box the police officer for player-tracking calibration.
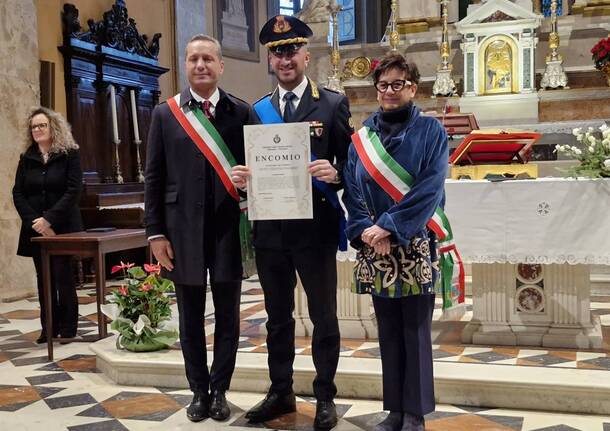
[231,15,353,430]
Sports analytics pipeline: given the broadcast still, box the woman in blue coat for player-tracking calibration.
[342,53,448,431]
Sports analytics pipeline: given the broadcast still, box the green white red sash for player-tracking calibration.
[351,126,465,309]
[167,94,239,201]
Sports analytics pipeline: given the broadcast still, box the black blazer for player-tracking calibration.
[252,80,354,250]
[145,88,256,285]
[12,146,83,257]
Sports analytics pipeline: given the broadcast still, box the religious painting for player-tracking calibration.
[485,40,512,93]
[213,0,259,62]
[479,35,519,95]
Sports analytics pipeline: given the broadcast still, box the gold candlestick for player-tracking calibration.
[433,0,456,96]
[541,0,568,89]
[389,0,399,51]
[326,2,344,93]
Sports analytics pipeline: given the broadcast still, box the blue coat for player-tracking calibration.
[342,104,448,249]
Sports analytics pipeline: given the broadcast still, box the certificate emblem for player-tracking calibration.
[273,134,281,144]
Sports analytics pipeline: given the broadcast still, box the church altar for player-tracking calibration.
[445,177,610,348]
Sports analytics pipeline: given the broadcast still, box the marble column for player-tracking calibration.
[0,0,39,300]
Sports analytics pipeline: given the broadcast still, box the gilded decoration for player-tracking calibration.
[479,35,519,94]
[343,56,372,79]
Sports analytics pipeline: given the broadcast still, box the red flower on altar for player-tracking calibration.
[118,286,129,296]
[139,283,153,292]
[144,263,161,274]
[111,261,134,274]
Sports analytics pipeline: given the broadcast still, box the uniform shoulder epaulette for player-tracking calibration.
[254,92,273,105]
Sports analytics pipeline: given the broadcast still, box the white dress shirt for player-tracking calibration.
[190,87,220,117]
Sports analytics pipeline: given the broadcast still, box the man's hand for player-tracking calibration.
[231,165,251,191]
[150,237,174,271]
[308,160,339,184]
[32,217,51,234]
[41,227,56,237]
[361,225,391,247]
[372,237,391,256]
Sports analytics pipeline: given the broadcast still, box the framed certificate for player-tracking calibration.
[244,122,312,220]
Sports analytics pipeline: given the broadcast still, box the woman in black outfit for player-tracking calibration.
[12,107,83,343]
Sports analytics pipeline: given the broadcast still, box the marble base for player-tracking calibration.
[462,317,603,349]
[459,92,540,125]
[91,336,610,414]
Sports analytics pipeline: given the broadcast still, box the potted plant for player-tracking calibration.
[101,262,179,352]
[555,125,610,178]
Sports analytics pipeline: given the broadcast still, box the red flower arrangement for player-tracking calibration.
[591,36,610,69]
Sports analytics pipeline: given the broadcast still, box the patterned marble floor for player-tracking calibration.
[0,280,609,430]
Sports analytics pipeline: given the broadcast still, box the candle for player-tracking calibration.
[109,84,119,143]
[130,89,140,142]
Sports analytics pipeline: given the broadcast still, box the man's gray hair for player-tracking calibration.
[186,34,223,59]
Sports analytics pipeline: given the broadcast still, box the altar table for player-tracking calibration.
[445,178,610,348]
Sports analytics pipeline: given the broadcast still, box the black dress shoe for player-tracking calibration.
[186,392,209,422]
[245,391,296,423]
[209,389,230,421]
[36,331,59,344]
[314,400,338,429]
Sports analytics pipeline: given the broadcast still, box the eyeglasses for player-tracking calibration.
[374,79,412,93]
[30,123,49,131]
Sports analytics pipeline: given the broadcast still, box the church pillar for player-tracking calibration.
[0,0,39,300]
[174,0,207,91]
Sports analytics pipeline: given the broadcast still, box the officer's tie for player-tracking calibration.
[283,91,297,122]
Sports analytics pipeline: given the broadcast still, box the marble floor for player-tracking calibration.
[0,280,609,430]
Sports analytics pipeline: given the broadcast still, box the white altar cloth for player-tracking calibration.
[444,178,610,266]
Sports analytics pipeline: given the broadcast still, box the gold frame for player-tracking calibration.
[478,35,520,95]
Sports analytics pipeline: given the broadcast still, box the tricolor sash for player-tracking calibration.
[351,126,465,310]
[253,95,348,251]
[167,94,255,275]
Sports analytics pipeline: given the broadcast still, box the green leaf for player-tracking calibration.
[127,266,147,279]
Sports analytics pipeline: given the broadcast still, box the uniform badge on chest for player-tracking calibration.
[310,121,324,137]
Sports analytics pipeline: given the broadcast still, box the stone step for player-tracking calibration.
[91,336,610,415]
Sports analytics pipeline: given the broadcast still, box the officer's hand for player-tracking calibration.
[308,160,339,184]
[231,165,251,191]
[150,237,174,271]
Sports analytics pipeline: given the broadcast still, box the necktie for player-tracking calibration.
[202,100,213,119]
[188,99,213,119]
[283,91,297,122]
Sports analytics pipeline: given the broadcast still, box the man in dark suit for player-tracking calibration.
[145,34,254,423]
[231,15,353,430]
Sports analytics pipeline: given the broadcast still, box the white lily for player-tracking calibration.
[604,159,610,169]
[588,145,595,153]
[572,128,582,136]
[574,148,582,155]
[600,123,609,132]
[588,135,597,144]
[588,127,595,133]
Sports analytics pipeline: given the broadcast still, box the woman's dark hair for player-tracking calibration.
[372,52,421,85]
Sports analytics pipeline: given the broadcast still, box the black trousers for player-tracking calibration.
[32,251,78,337]
[372,293,435,417]
[174,280,241,394]
[256,247,340,401]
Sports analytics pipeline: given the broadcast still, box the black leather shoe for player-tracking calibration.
[36,331,59,344]
[209,389,230,421]
[186,392,209,422]
[400,412,424,431]
[314,400,338,429]
[245,391,296,423]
